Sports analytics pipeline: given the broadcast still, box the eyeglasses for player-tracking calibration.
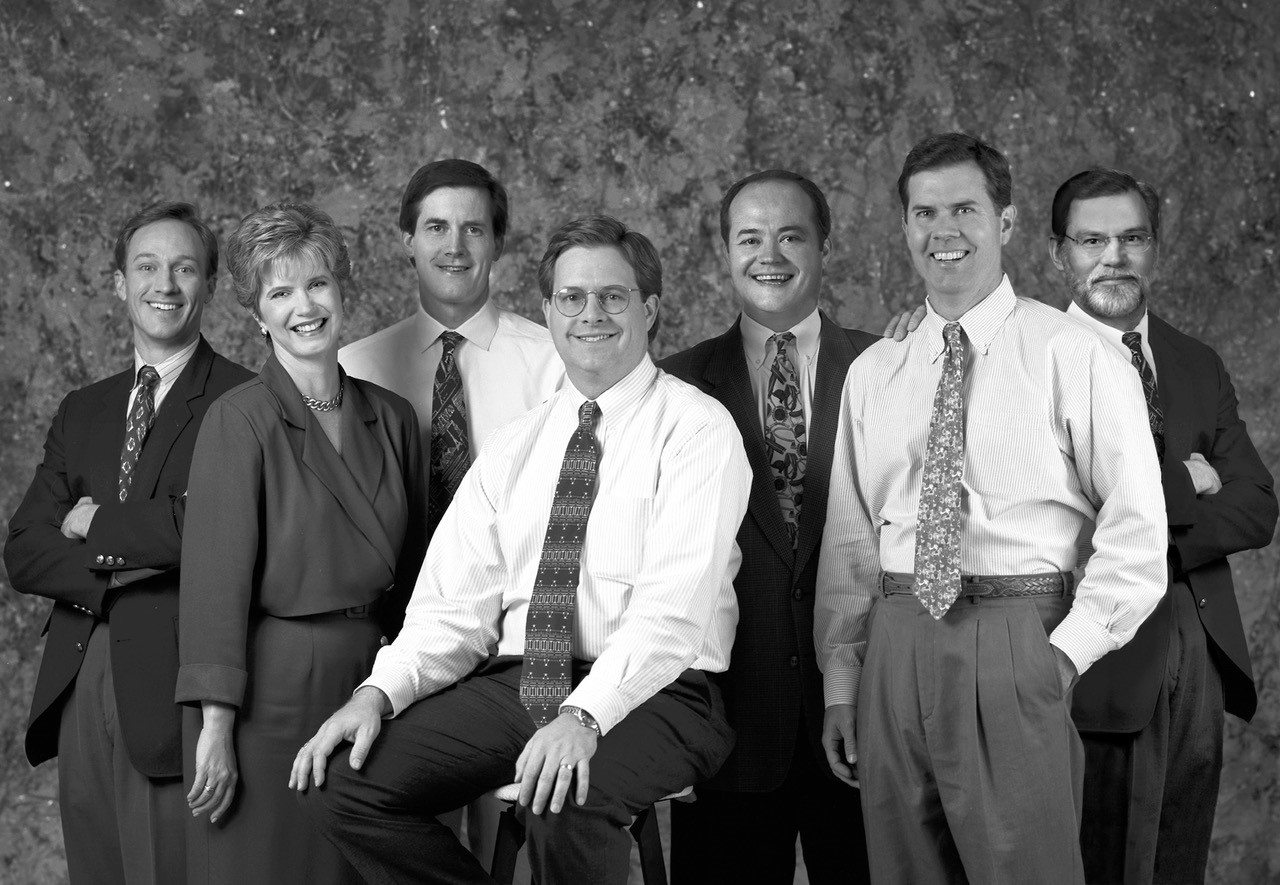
[1059,233,1155,257]
[549,286,642,317]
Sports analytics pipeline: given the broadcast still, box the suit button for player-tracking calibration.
[1199,598,1207,608]
[96,554,105,564]
[793,588,803,600]
[117,557,126,567]
[106,556,116,565]
[789,656,799,668]
[75,642,85,652]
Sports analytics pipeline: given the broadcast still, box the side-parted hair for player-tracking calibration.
[225,202,352,314]
[718,169,832,245]
[897,132,1012,218]
[1050,168,1161,240]
[398,158,510,244]
[113,201,219,277]
[537,215,662,341]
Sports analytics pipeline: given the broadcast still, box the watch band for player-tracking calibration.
[560,704,602,736]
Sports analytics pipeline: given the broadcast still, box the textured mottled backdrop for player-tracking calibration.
[2,0,1277,881]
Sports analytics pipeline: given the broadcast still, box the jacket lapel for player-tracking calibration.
[89,371,134,499]
[1147,313,1193,462]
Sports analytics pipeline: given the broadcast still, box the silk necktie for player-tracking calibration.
[117,365,160,503]
[914,322,966,619]
[764,332,806,548]
[520,400,601,727]
[1121,331,1165,464]
[427,331,471,535]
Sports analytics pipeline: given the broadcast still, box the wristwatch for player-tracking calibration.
[560,705,602,736]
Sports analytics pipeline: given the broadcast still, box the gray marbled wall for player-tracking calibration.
[2,1,1276,881]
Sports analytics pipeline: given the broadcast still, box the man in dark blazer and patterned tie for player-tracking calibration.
[659,169,876,884]
[5,201,252,885]
[1048,168,1277,884]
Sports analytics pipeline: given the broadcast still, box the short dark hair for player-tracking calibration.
[225,202,352,315]
[718,169,832,245]
[398,158,509,244]
[537,215,662,342]
[897,133,1012,218]
[1050,168,1161,240]
[113,201,219,277]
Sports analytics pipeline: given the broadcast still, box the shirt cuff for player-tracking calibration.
[823,666,862,709]
[562,682,628,736]
[360,658,420,718]
[1049,611,1122,678]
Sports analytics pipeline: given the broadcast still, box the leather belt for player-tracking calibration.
[881,571,1074,600]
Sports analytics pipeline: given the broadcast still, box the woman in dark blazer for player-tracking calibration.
[176,203,426,884]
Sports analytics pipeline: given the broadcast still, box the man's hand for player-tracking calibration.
[514,713,598,815]
[822,704,859,788]
[1185,453,1222,496]
[60,496,98,539]
[1052,646,1079,697]
[883,305,927,342]
[289,687,390,792]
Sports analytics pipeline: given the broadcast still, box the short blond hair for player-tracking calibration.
[225,202,351,314]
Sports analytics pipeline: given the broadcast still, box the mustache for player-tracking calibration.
[1088,269,1144,285]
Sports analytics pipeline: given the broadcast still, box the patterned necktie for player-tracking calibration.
[914,323,966,619]
[1121,331,1165,464]
[427,331,471,535]
[764,332,806,548]
[520,400,601,727]
[117,365,160,503]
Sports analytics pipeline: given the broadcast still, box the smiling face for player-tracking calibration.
[723,179,829,331]
[902,161,1016,317]
[543,245,658,398]
[1050,191,1157,331]
[114,219,214,362]
[256,252,344,366]
[402,185,502,327]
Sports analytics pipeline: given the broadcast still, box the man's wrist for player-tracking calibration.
[354,686,392,717]
[559,705,602,736]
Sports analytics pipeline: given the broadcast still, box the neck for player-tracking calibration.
[927,272,1003,321]
[742,301,818,333]
[133,333,197,367]
[419,290,488,330]
[274,349,341,400]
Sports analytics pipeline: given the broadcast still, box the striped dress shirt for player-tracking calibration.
[816,277,1168,709]
[362,354,752,734]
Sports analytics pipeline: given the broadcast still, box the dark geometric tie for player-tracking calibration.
[427,331,471,536]
[117,365,160,503]
[764,332,806,548]
[914,323,966,620]
[519,400,601,727]
[1121,331,1165,464]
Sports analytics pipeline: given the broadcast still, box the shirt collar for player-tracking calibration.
[416,298,500,353]
[921,274,1016,361]
[564,353,658,425]
[134,336,200,385]
[1066,300,1150,350]
[739,307,822,369]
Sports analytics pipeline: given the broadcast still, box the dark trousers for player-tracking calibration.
[57,622,186,885]
[305,657,734,885]
[669,720,869,884]
[1080,581,1225,885]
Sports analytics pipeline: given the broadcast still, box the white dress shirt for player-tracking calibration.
[129,336,200,416]
[362,355,752,734]
[339,298,566,451]
[1066,301,1157,382]
[816,276,1168,709]
[739,307,822,430]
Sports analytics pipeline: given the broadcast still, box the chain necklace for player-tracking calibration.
[302,378,344,412]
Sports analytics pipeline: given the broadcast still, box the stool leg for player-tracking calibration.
[491,804,525,885]
[630,806,668,885]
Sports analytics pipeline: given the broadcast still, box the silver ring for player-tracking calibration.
[559,762,573,771]
[202,785,214,793]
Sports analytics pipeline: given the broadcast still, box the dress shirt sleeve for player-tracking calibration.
[360,448,509,716]
[174,399,262,708]
[1165,352,1277,572]
[814,371,880,710]
[562,413,751,735]
[1049,344,1168,675]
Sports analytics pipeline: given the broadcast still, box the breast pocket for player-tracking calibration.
[583,495,651,583]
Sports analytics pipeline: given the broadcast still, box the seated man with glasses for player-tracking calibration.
[293,214,751,885]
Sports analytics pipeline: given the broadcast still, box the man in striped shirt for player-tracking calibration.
[816,133,1168,884]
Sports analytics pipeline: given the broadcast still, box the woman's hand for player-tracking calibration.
[188,701,238,824]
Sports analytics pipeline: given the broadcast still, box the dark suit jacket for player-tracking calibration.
[174,355,427,709]
[6,337,253,777]
[1073,312,1276,731]
[659,312,878,791]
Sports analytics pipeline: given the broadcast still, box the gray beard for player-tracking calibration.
[1072,274,1147,319]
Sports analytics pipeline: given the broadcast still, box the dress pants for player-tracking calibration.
[305,657,735,885]
[858,592,1084,885]
[1080,580,1225,885]
[57,621,186,885]
[669,719,869,884]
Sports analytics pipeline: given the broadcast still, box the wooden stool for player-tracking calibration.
[489,783,693,885]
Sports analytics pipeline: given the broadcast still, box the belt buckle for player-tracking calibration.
[345,604,369,619]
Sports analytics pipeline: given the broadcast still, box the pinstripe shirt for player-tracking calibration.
[816,277,1167,709]
[362,354,751,734]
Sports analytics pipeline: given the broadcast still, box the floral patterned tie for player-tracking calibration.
[520,400,601,726]
[765,332,806,548]
[117,365,160,503]
[1121,331,1165,464]
[914,323,966,619]
[427,331,471,536]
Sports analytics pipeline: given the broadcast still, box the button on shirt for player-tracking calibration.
[362,355,752,735]
[339,299,566,452]
[815,276,1168,709]
[740,307,822,430]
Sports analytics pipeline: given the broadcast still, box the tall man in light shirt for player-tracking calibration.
[1048,168,1277,884]
[815,133,1168,884]
[6,202,252,884]
[295,215,751,885]
[660,169,875,884]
